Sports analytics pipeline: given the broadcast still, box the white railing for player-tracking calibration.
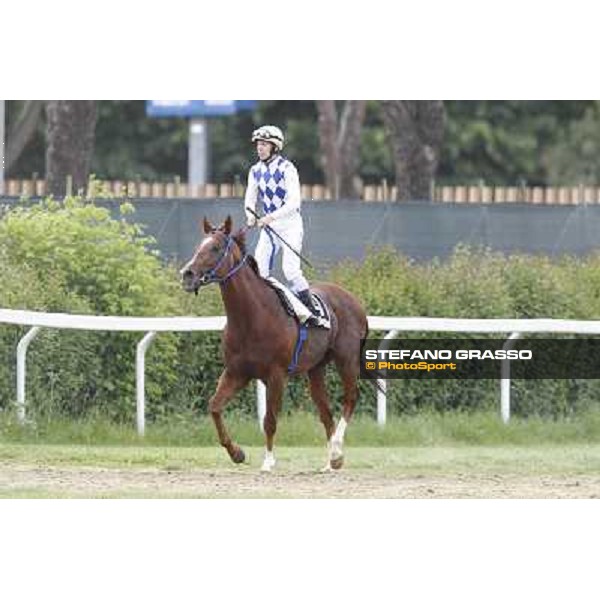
[2,308,600,433]
[1,309,225,435]
[369,317,600,426]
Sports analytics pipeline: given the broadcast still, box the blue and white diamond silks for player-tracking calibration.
[251,156,291,214]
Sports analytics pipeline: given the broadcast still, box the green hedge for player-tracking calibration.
[0,197,180,420]
[330,245,600,418]
[2,198,600,423]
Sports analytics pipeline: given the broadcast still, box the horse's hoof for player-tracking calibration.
[260,456,276,472]
[231,447,246,464]
[330,455,344,470]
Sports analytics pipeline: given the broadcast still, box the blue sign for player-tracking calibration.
[146,100,256,117]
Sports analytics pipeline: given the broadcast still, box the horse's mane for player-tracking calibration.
[232,227,260,276]
[246,254,260,276]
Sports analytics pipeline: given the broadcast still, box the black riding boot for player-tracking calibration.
[297,289,318,315]
[297,289,329,329]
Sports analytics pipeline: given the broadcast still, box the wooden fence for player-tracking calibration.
[3,178,600,205]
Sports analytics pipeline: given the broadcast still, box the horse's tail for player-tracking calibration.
[359,319,369,355]
[359,321,387,397]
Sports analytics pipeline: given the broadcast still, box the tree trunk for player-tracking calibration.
[381,101,445,201]
[338,101,366,198]
[317,101,339,197]
[316,100,366,199]
[45,101,98,197]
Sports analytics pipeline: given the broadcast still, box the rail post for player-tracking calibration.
[16,326,41,423]
[136,331,157,436]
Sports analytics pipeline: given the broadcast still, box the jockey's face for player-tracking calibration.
[256,140,276,161]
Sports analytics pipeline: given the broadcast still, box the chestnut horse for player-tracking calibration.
[180,216,368,471]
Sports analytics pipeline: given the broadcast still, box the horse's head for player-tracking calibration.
[180,215,246,293]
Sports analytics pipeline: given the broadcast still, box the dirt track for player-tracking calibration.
[2,463,600,498]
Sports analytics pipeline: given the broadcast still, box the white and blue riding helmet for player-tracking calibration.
[251,125,285,152]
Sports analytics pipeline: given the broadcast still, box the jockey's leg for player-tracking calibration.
[254,228,280,278]
[280,225,317,313]
[278,222,327,328]
[285,256,321,321]
[281,223,308,293]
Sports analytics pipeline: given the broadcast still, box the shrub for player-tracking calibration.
[2,198,600,422]
[328,246,600,417]
[0,197,179,420]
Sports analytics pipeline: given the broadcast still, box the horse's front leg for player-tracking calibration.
[261,371,287,472]
[208,369,249,464]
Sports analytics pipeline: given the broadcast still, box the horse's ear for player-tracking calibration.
[232,227,247,253]
[202,217,213,234]
[222,215,232,235]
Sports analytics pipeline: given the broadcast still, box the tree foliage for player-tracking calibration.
[542,101,600,185]
[5,100,600,191]
[4,101,44,173]
[438,100,595,185]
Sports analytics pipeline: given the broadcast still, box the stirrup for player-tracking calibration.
[305,315,330,329]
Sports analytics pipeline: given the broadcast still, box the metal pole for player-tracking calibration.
[136,331,157,436]
[16,326,41,423]
[257,380,266,432]
[376,329,400,427]
[188,118,208,187]
[0,99,5,195]
[500,332,521,424]
[377,379,387,427]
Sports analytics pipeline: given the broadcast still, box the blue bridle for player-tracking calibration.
[195,234,248,287]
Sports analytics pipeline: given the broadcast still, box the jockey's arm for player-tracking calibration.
[268,164,301,222]
[244,168,259,226]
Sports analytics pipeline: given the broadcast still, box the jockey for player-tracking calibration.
[244,124,323,324]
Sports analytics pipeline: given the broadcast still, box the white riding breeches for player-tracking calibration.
[254,215,309,292]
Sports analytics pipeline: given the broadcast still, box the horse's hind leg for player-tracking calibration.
[329,357,359,470]
[308,363,336,471]
[261,371,286,472]
[209,369,249,464]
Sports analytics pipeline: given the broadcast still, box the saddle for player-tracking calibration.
[264,277,331,330]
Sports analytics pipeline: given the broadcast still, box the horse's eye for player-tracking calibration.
[211,245,220,254]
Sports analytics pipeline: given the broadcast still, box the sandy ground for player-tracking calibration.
[2,463,600,498]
